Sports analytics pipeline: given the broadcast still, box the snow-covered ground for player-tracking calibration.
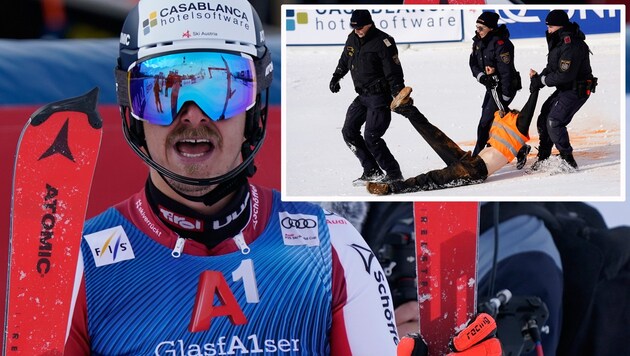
[283,33,624,201]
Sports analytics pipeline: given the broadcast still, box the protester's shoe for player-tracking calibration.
[366,181,391,195]
[367,179,413,195]
[390,87,413,111]
[352,168,385,186]
[560,152,578,169]
[515,144,531,170]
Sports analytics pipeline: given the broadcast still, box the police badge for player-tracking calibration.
[560,59,571,72]
[393,54,400,65]
[347,46,355,57]
[500,52,511,64]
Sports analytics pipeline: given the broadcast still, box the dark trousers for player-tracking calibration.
[391,105,488,193]
[341,94,401,175]
[473,91,514,156]
[536,89,588,156]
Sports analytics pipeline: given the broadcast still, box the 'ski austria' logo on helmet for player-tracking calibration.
[84,225,136,267]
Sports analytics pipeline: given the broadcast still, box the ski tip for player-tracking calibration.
[30,87,103,130]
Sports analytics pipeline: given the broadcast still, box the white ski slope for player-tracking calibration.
[283,33,625,201]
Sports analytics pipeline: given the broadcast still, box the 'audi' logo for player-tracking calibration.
[281,217,317,229]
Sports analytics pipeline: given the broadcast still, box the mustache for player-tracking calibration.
[166,125,222,147]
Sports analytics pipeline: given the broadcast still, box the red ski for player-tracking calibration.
[414,202,479,355]
[4,88,103,355]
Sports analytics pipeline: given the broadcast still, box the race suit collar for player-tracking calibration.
[145,178,251,250]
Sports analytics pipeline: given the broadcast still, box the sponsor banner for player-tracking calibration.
[284,7,464,45]
[492,8,622,39]
[284,6,622,46]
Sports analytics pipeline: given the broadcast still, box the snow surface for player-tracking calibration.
[283,33,624,201]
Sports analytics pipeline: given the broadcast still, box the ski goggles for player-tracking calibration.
[121,51,257,125]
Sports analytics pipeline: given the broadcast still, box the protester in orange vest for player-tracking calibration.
[368,71,540,195]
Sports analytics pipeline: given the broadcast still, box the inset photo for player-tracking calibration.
[282,5,625,201]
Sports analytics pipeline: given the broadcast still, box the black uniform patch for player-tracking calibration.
[500,52,511,64]
[393,54,400,65]
[347,46,355,57]
[560,59,571,72]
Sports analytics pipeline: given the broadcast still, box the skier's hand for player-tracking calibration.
[478,74,496,90]
[396,336,501,356]
[530,74,544,93]
[446,313,502,356]
[396,313,502,356]
[446,338,502,356]
[397,333,428,356]
[329,75,341,93]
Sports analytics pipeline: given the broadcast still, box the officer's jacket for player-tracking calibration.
[334,26,405,95]
[541,22,593,90]
[469,24,518,98]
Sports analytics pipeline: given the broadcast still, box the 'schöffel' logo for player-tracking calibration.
[279,212,319,247]
[349,242,398,343]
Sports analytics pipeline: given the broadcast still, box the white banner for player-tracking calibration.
[284,6,464,45]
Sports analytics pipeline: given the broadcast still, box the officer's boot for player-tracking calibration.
[530,146,552,171]
[560,151,578,169]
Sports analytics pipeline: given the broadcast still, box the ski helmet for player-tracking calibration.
[114,0,273,204]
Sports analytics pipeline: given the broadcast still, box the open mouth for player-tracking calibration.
[175,138,214,158]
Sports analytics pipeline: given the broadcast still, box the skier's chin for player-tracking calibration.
[167,178,217,197]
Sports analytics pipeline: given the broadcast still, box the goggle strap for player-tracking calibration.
[114,67,130,107]
[255,48,273,94]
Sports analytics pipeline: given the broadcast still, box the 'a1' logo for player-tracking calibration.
[189,271,247,332]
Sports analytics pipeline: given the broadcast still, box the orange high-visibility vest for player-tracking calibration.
[487,111,529,162]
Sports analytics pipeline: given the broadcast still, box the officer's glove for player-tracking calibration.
[329,74,342,93]
[478,75,497,90]
[530,74,544,93]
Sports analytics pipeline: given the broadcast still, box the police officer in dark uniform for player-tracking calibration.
[530,9,596,170]
[469,11,521,157]
[330,9,405,186]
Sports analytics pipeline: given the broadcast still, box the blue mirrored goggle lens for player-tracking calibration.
[128,52,257,125]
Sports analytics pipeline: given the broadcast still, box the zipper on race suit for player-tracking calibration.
[233,232,250,255]
[172,235,186,258]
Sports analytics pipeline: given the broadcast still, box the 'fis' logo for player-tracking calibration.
[84,225,135,267]
[159,206,203,231]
